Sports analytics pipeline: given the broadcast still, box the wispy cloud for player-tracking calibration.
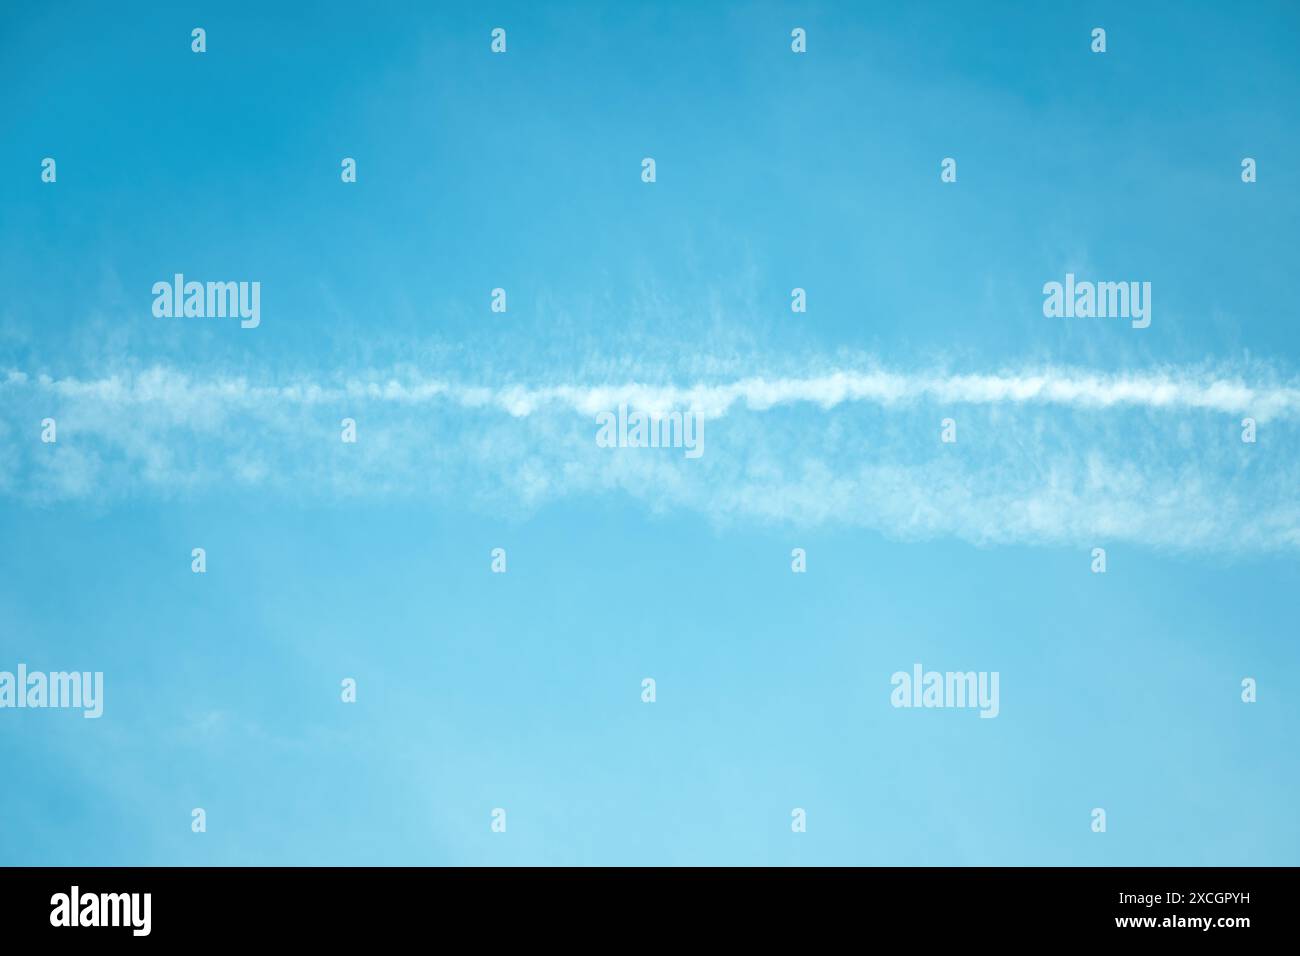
[10,362,1300,419]
[3,359,1297,553]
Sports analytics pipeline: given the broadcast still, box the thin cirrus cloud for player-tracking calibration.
[2,360,1297,553]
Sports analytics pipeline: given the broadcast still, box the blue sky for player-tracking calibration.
[1,0,1298,865]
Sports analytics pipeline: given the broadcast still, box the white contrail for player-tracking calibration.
[4,360,1297,552]
[7,364,1299,420]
